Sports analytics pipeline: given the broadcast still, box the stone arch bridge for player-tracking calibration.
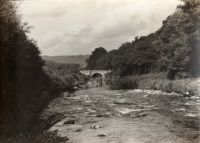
[80,70,111,87]
[80,70,111,78]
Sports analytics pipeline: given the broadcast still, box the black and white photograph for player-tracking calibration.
[0,0,200,143]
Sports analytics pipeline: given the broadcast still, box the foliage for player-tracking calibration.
[0,131,68,143]
[86,47,108,70]
[44,61,88,92]
[0,0,70,137]
[87,1,200,78]
[179,0,200,10]
[157,0,200,77]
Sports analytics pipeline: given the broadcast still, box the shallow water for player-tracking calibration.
[47,87,200,143]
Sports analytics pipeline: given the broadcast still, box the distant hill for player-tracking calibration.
[42,55,90,67]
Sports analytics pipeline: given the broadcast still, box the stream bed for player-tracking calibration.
[41,87,200,143]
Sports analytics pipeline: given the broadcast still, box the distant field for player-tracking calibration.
[42,55,90,67]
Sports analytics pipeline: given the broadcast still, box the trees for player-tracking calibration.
[86,1,200,78]
[179,0,200,10]
[0,0,59,133]
[0,0,19,125]
[86,47,108,70]
[106,38,159,76]
[158,1,200,77]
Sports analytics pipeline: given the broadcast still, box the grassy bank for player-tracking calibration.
[137,73,200,95]
[109,72,200,96]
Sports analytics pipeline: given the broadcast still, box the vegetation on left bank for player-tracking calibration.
[0,0,86,142]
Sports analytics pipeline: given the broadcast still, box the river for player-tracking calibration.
[41,87,200,143]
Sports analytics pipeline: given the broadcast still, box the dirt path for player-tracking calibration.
[41,87,200,143]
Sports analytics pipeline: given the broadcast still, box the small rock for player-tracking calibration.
[74,86,78,90]
[64,92,76,97]
[70,93,76,97]
[183,91,190,97]
[183,91,194,97]
[63,92,70,97]
[96,114,103,117]
[131,113,148,118]
[137,113,148,118]
[75,128,82,132]
[63,120,75,125]
[90,125,101,129]
[114,99,129,105]
[97,134,106,137]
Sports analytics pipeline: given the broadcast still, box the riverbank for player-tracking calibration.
[2,72,199,143]
[0,62,88,143]
[110,72,200,96]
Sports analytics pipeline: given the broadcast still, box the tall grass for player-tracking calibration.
[110,76,138,90]
[108,72,200,95]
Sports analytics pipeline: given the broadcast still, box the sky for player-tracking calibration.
[18,0,181,56]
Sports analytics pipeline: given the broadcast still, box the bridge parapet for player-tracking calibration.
[80,70,111,78]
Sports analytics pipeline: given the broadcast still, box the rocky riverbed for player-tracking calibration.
[40,87,200,143]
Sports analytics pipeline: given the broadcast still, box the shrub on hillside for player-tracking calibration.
[44,61,88,91]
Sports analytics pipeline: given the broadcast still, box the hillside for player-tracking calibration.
[87,0,200,79]
[42,55,89,67]
[43,61,88,91]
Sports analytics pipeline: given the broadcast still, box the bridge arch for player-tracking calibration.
[80,70,111,78]
[80,70,111,87]
[92,72,103,78]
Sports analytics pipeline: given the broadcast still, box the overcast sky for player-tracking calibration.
[18,0,181,56]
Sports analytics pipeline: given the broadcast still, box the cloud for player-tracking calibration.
[19,0,181,56]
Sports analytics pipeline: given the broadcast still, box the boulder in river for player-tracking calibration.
[97,134,106,137]
[96,114,104,117]
[63,119,75,125]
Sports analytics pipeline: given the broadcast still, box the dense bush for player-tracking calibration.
[0,131,68,143]
[0,0,66,136]
[44,61,88,92]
